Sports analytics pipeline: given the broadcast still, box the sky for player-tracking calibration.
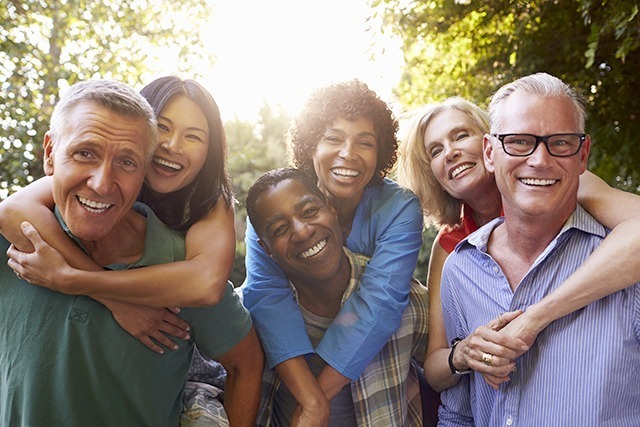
[167,0,405,122]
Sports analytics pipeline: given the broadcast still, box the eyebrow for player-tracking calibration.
[263,194,319,231]
[157,115,208,135]
[324,128,377,139]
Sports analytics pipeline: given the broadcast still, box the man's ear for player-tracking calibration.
[258,238,272,257]
[483,134,496,173]
[43,132,55,176]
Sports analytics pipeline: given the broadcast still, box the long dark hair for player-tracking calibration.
[139,76,233,231]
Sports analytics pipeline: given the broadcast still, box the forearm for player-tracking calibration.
[316,365,350,401]
[66,260,231,307]
[525,218,640,328]
[219,328,265,427]
[425,348,460,392]
[276,357,331,415]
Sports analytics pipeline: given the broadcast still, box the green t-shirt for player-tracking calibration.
[0,203,252,426]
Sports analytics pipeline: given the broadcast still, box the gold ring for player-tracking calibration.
[481,352,493,366]
[15,271,21,280]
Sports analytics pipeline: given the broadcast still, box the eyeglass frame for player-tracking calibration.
[490,133,587,157]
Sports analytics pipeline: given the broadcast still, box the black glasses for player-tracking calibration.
[491,133,586,157]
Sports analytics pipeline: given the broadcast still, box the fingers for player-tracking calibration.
[489,309,523,331]
[20,221,44,248]
[139,336,167,354]
[160,309,191,337]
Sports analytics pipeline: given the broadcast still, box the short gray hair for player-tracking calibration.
[49,80,158,160]
[488,72,588,132]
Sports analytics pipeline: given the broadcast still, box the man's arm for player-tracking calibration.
[216,326,265,427]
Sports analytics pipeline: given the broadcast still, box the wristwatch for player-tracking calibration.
[449,338,472,376]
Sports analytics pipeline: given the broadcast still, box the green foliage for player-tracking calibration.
[226,103,290,285]
[375,0,640,191]
[0,0,212,198]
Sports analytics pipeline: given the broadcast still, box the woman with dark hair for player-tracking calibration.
[242,80,428,424]
[1,76,236,352]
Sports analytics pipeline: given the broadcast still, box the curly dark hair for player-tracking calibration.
[288,79,398,186]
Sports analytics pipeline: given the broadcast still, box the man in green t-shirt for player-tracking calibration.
[0,80,263,426]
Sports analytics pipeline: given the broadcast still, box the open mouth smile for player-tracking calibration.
[450,163,475,179]
[520,178,557,186]
[77,196,112,213]
[299,238,327,259]
[153,156,183,172]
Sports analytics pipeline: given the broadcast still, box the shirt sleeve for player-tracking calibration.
[240,220,314,369]
[315,187,424,379]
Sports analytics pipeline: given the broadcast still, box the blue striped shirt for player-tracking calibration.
[438,205,640,427]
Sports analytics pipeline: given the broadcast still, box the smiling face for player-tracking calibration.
[312,117,378,203]
[144,95,209,194]
[256,178,344,285]
[44,101,151,243]
[484,91,590,221]
[424,108,494,201]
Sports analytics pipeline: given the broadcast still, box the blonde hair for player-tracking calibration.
[397,97,489,228]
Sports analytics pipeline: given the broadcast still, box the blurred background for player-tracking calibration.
[1,0,638,284]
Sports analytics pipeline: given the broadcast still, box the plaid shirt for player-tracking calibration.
[256,248,429,426]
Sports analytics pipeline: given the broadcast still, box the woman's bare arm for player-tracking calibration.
[425,240,528,392]
[424,240,459,391]
[5,179,236,307]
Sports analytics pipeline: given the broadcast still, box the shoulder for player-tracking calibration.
[361,178,422,217]
[134,202,186,264]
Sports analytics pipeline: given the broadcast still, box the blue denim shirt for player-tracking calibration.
[241,178,423,379]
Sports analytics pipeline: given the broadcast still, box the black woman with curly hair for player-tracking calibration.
[241,80,429,424]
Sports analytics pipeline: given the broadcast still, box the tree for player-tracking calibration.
[0,0,212,198]
[375,0,640,191]
[226,102,290,285]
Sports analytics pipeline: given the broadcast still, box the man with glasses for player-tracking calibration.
[438,73,640,426]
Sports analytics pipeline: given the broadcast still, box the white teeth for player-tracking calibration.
[332,168,359,177]
[451,163,474,179]
[300,239,327,259]
[520,178,556,186]
[78,196,111,213]
[153,157,182,171]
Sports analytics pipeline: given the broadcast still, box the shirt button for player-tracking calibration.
[506,417,513,426]
[493,266,499,274]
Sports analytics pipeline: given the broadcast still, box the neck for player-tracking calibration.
[326,195,361,238]
[292,252,351,318]
[465,183,503,227]
[81,210,146,267]
[488,208,572,290]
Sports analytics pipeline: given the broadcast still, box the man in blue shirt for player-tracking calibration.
[439,73,640,426]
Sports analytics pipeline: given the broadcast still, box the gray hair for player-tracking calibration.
[49,80,158,160]
[397,97,489,228]
[488,72,588,132]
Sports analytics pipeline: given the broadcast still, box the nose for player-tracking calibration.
[291,218,313,242]
[526,140,553,166]
[160,133,183,155]
[444,145,461,163]
[87,162,115,195]
[338,140,356,160]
